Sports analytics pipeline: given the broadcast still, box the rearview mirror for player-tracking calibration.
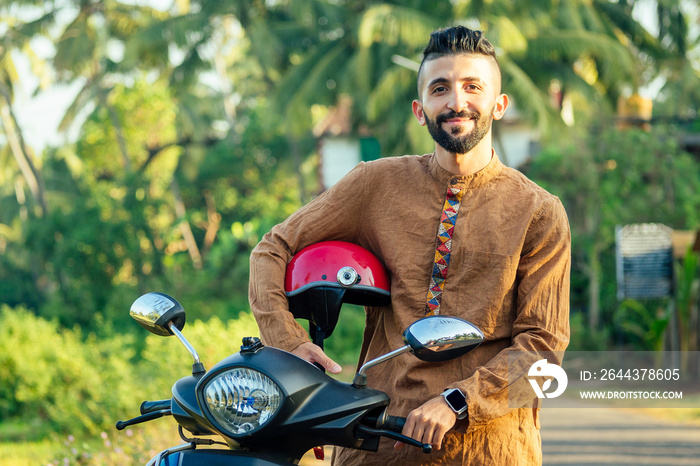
[130,292,204,373]
[353,315,484,387]
[130,292,186,336]
[404,315,484,362]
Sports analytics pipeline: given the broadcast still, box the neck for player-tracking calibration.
[435,138,493,176]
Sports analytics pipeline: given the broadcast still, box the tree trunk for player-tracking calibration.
[0,88,48,216]
[171,178,202,269]
[588,245,601,330]
[201,190,221,258]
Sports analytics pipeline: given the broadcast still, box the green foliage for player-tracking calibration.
[567,312,610,351]
[0,306,138,436]
[613,300,669,351]
[0,305,259,438]
[675,248,700,352]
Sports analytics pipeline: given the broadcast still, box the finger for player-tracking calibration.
[316,353,342,373]
[431,425,449,450]
[420,426,434,446]
[309,346,342,373]
[413,426,426,444]
[398,413,420,450]
[293,343,342,373]
[401,414,417,439]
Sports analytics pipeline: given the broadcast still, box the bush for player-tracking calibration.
[0,306,138,437]
[0,305,260,438]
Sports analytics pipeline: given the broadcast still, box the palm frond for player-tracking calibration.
[366,65,414,121]
[487,15,528,55]
[499,55,559,134]
[528,30,636,80]
[357,4,439,50]
[53,12,97,75]
[58,79,98,132]
[282,42,352,136]
[273,41,340,109]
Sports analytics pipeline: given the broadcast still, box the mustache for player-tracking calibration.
[436,110,480,124]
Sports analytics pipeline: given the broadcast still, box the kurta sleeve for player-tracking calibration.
[455,196,571,425]
[248,162,368,353]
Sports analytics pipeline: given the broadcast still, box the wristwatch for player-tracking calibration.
[441,388,468,420]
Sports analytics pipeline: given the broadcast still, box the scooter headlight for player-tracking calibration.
[202,368,282,435]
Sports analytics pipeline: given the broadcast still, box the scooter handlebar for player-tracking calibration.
[116,409,171,430]
[140,399,172,415]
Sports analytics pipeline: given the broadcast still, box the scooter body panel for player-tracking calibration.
[159,449,297,466]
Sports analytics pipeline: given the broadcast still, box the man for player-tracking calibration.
[249,26,570,465]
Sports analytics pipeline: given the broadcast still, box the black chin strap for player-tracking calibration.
[309,326,328,373]
[309,326,327,350]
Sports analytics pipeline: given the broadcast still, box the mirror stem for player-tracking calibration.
[168,321,202,368]
[353,345,411,388]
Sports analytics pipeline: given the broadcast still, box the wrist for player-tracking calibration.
[441,388,468,420]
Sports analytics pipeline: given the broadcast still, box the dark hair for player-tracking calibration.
[417,26,500,96]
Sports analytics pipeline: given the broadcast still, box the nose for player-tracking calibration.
[447,87,467,113]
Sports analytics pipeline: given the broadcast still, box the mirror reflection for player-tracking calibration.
[407,316,484,353]
[131,293,175,322]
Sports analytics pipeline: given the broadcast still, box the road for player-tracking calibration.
[541,404,700,465]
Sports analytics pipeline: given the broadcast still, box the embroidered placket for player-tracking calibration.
[425,185,464,315]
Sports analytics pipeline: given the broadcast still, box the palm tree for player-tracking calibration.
[648,0,700,117]
[268,0,651,157]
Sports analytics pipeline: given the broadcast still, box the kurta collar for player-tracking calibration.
[428,150,505,189]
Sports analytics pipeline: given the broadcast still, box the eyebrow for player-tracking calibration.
[427,76,487,89]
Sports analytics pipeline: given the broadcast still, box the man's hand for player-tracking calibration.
[291,342,342,374]
[394,396,457,451]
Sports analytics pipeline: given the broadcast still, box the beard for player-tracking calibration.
[424,107,493,154]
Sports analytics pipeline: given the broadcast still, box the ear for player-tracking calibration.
[412,99,426,126]
[492,94,509,121]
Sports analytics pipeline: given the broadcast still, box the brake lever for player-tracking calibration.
[116,409,172,430]
[356,424,432,454]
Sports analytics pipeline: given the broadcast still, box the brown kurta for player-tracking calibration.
[249,153,570,465]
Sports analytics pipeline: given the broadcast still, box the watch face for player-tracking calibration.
[445,389,467,411]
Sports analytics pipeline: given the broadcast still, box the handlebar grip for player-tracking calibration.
[140,399,171,415]
[378,415,406,433]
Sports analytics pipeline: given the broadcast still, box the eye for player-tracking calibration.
[432,85,447,94]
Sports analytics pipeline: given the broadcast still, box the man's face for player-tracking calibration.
[412,54,507,155]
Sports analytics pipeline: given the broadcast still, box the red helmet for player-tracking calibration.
[285,241,390,347]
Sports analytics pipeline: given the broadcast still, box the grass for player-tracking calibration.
[0,421,183,465]
[635,407,700,425]
[0,438,58,466]
[631,390,700,426]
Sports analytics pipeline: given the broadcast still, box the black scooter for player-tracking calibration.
[116,292,484,465]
